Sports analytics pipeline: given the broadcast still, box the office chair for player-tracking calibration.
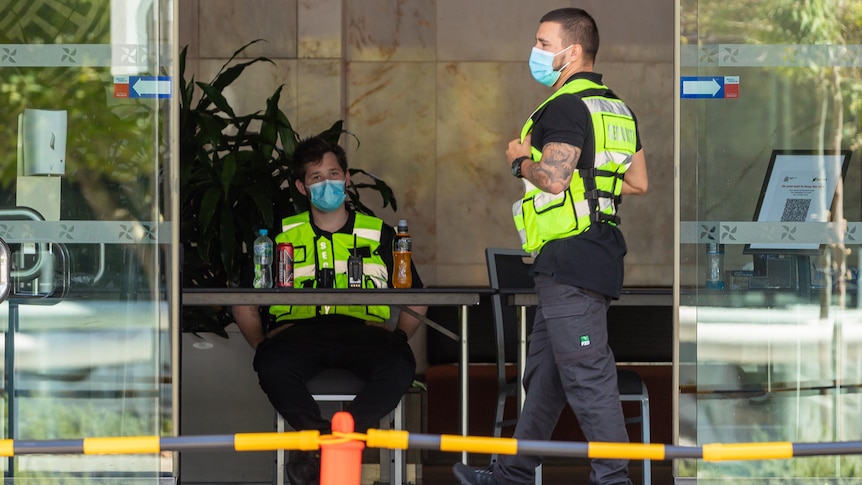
[485,247,651,485]
[275,368,406,485]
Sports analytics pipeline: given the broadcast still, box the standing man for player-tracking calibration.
[454,7,647,485]
[233,136,427,485]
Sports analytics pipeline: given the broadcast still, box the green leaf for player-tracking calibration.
[196,112,230,149]
[221,155,237,196]
[210,39,274,91]
[248,186,275,230]
[196,82,237,118]
[318,120,346,144]
[219,204,237,277]
[199,187,222,235]
[277,109,300,158]
[179,46,191,106]
[211,57,275,93]
[349,168,397,210]
[260,85,285,155]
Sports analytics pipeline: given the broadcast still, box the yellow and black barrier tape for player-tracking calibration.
[0,431,860,462]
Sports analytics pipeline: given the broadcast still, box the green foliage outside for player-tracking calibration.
[680,0,862,153]
[0,1,158,221]
[1,396,163,484]
[16,397,158,439]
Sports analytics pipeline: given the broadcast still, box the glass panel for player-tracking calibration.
[679,0,862,482]
[0,0,175,483]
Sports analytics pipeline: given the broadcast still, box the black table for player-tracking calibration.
[182,287,491,463]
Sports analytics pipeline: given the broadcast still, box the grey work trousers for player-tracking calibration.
[494,274,632,485]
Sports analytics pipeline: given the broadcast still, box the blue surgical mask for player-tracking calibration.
[528,45,573,87]
[307,179,347,212]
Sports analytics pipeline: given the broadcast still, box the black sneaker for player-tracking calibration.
[286,450,320,485]
[452,462,496,485]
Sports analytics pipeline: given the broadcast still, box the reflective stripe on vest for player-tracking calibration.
[513,78,637,254]
[270,212,390,322]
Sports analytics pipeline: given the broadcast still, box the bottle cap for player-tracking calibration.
[259,228,268,236]
[397,219,408,232]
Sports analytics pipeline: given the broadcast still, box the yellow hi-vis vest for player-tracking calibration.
[513,78,637,254]
[269,212,390,323]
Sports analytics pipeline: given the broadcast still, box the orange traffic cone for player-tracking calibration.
[320,411,364,485]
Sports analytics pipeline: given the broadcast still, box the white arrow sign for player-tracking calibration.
[682,78,722,97]
[130,76,171,98]
[680,77,724,98]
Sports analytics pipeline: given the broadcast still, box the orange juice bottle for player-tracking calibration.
[392,220,412,288]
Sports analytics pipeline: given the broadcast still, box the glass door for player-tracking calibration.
[678,0,862,483]
[0,1,177,483]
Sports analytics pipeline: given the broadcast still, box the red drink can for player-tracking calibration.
[276,242,294,288]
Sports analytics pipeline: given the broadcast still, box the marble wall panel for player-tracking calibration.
[298,0,342,59]
[343,61,438,277]
[296,60,342,139]
[436,0,563,61]
[178,0,199,58]
[197,0,297,59]
[345,0,436,61]
[581,0,675,63]
[600,61,676,286]
[435,61,549,279]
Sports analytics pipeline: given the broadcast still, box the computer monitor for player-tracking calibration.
[744,149,852,255]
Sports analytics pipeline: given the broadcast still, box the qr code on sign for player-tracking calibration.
[780,198,811,222]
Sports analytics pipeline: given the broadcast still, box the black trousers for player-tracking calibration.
[253,320,416,433]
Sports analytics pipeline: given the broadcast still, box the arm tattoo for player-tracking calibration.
[526,142,580,193]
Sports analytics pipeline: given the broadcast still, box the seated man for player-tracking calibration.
[232,136,427,485]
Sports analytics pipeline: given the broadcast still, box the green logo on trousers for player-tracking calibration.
[579,335,591,347]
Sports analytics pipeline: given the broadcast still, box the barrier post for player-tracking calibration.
[320,412,363,485]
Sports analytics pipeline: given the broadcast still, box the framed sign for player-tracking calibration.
[745,149,852,254]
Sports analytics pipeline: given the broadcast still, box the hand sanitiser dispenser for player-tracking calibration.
[18,108,67,176]
[17,109,66,222]
[14,109,69,296]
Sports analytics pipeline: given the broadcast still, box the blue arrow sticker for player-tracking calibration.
[129,76,172,98]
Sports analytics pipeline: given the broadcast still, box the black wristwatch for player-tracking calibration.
[511,156,530,178]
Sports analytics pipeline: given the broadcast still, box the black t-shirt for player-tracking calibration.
[528,72,641,299]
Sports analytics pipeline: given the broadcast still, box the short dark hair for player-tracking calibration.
[291,136,349,182]
[540,8,599,64]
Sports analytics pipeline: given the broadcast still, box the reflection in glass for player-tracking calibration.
[0,0,174,482]
[679,0,862,482]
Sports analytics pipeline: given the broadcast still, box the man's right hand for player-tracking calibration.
[506,134,532,164]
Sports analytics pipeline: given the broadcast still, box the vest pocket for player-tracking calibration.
[521,188,580,251]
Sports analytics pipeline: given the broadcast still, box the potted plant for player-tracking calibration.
[179,40,396,335]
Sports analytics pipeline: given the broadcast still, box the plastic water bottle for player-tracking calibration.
[392,220,412,288]
[253,229,273,289]
[705,242,725,290]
